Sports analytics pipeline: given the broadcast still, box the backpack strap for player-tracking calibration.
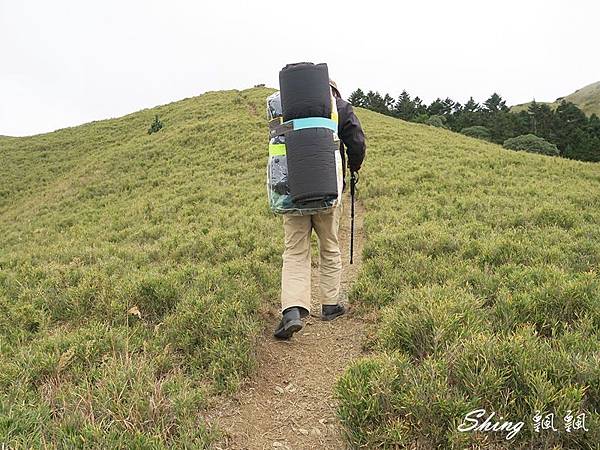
[269,118,294,138]
[269,117,337,139]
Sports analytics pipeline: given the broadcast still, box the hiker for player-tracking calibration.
[274,79,366,339]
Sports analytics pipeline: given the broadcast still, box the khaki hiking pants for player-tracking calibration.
[280,204,343,313]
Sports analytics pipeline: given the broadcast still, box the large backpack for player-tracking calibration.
[266,62,343,215]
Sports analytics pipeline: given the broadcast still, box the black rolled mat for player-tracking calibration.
[279,62,332,121]
[285,128,338,203]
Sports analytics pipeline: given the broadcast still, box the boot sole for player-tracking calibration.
[273,319,303,339]
[321,308,346,321]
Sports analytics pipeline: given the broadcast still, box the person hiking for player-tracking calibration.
[274,80,366,339]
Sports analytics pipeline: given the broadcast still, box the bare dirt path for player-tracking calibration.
[207,195,367,450]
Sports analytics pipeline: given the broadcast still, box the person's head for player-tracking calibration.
[329,79,341,99]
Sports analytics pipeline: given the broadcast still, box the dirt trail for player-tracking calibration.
[208,195,367,450]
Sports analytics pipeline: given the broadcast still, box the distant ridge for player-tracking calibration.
[512,80,600,116]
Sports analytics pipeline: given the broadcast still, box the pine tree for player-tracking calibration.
[531,103,555,141]
[428,98,446,116]
[452,97,481,130]
[554,101,588,151]
[463,97,479,113]
[527,100,540,135]
[413,97,427,116]
[348,88,366,107]
[483,93,508,113]
[383,93,395,113]
[365,91,391,115]
[394,90,416,120]
[442,98,456,115]
[588,114,600,141]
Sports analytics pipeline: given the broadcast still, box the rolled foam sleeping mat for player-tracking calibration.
[285,128,338,203]
[279,62,332,121]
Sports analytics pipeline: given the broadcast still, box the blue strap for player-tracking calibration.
[289,117,337,132]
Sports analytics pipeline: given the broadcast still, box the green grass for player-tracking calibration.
[3,87,600,449]
[0,87,282,448]
[511,80,600,116]
[336,109,600,448]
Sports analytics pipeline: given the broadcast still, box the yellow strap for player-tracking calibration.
[331,95,338,123]
[269,143,286,156]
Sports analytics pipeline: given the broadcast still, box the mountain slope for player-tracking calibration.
[2,88,600,448]
[0,87,281,448]
[563,80,600,115]
[338,99,600,448]
[512,80,600,115]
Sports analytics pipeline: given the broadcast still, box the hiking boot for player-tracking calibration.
[273,307,307,339]
[321,303,346,321]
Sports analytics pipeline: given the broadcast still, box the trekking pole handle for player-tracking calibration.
[350,171,358,195]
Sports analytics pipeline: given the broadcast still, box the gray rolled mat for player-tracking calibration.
[285,127,338,203]
[279,62,332,121]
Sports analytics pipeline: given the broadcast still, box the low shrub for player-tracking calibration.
[461,125,492,141]
[503,134,559,156]
[0,87,281,447]
[378,285,485,358]
[337,327,600,448]
[337,109,600,449]
[425,114,447,128]
[148,115,163,134]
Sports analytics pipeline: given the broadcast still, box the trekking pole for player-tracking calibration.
[350,171,358,264]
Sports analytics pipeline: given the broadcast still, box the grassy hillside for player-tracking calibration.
[511,100,554,114]
[564,81,600,116]
[0,87,282,448]
[512,80,600,116]
[337,106,600,448]
[2,87,600,449]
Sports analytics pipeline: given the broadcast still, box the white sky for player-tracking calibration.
[1,0,599,136]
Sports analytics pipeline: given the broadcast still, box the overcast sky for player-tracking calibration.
[2,0,599,136]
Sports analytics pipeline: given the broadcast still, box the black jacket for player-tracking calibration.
[336,97,366,179]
